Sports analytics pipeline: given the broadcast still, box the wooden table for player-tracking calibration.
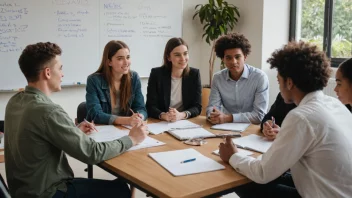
[98,116,261,198]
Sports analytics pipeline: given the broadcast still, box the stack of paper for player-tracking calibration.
[168,128,215,140]
[232,134,273,153]
[210,123,250,132]
[149,148,225,176]
[89,126,165,151]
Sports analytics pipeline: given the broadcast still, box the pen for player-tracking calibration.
[271,116,275,128]
[180,158,196,164]
[84,118,98,132]
[169,125,203,131]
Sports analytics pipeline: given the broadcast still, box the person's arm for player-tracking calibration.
[130,72,147,120]
[183,69,202,118]
[229,112,314,184]
[206,74,222,116]
[85,75,115,125]
[260,93,282,131]
[232,73,269,124]
[45,107,133,165]
[146,69,163,119]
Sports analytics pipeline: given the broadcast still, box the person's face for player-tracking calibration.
[277,73,294,104]
[47,55,64,92]
[109,48,130,75]
[334,69,352,104]
[168,45,189,70]
[222,48,246,77]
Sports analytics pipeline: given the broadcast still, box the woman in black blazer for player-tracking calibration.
[146,38,202,121]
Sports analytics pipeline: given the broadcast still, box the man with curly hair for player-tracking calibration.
[4,42,149,198]
[207,33,269,124]
[219,41,352,197]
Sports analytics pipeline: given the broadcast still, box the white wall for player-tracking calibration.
[0,0,291,120]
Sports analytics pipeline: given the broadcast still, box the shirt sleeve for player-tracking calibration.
[229,111,315,184]
[44,107,133,165]
[232,73,269,124]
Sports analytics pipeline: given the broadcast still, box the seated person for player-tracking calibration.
[219,41,352,198]
[335,58,352,112]
[207,33,269,124]
[86,40,147,126]
[261,93,296,140]
[4,42,149,198]
[146,38,201,122]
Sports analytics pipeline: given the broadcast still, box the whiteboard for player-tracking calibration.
[0,0,182,90]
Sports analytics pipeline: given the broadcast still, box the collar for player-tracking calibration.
[226,64,249,81]
[25,86,52,101]
[298,90,324,106]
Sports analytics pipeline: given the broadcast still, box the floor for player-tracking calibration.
[0,156,239,198]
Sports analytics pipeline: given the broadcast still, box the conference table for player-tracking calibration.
[96,116,262,198]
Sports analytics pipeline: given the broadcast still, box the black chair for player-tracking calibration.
[0,174,10,198]
[76,102,93,179]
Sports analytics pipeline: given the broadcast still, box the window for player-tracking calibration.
[290,0,352,67]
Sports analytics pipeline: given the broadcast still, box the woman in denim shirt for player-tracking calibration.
[86,40,147,125]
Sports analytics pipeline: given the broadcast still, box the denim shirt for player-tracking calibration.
[86,70,147,124]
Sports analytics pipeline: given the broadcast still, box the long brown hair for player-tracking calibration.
[162,37,190,76]
[95,40,131,113]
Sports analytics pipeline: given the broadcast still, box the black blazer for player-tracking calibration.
[146,66,202,119]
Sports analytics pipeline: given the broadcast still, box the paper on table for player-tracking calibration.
[212,148,253,156]
[89,126,165,151]
[167,120,200,129]
[210,123,250,132]
[142,120,201,135]
[168,128,215,140]
[149,148,225,176]
[232,134,273,153]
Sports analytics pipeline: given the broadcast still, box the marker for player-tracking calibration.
[180,158,196,164]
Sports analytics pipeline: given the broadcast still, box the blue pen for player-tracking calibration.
[180,158,196,164]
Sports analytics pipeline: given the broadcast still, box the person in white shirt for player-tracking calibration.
[219,41,352,198]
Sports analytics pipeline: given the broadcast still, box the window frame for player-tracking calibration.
[289,0,349,67]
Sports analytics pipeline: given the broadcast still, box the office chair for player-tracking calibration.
[76,102,93,179]
[0,174,10,198]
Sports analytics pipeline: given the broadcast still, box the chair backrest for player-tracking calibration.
[0,174,10,198]
[77,102,87,124]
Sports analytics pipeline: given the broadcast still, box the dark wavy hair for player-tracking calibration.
[338,58,352,84]
[267,41,331,93]
[18,42,62,82]
[214,33,251,58]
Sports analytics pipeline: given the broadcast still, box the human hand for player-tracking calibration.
[128,121,149,145]
[209,107,232,124]
[263,121,280,140]
[219,136,238,163]
[78,119,97,135]
[168,108,186,122]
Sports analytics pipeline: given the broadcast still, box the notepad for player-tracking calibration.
[210,123,250,132]
[212,148,253,156]
[232,134,273,153]
[89,126,165,151]
[149,148,225,176]
[167,128,216,140]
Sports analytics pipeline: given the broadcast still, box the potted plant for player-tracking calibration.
[193,0,240,87]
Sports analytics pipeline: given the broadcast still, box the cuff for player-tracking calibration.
[183,111,191,119]
[229,152,249,173]
[109,115,118,125]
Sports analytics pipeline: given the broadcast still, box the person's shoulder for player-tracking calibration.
[87,73,104,82]
[213,68,227,78]
[188,67,200,75]
[247,65,268,82]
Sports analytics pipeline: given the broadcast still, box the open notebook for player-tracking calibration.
[149,148,225,176]
[167,128,216,140]
[232,134,273,153]
[89,126,165,151]
[210,123,250,132]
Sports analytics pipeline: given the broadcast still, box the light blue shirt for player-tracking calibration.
[206,64,269,124]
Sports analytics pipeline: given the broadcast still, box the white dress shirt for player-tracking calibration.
[229,91,352,198]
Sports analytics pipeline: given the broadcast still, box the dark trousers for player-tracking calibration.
[234,172,301,198]
[52,178,131,198]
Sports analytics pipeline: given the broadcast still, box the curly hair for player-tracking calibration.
[19,42,62,82]
[214,33,251,59]
[267,41,331,93]
[338,58,352,83]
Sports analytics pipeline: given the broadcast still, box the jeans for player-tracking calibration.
[234,172,301,198]
[52,178,131,198]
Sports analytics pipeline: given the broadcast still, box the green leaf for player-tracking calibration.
[195,4,202,10]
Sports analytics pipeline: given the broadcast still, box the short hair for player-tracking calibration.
[162,37,189,76]
[18,42,62,82]
[267,41,331,93]
[338,58,352,83]
[214,33,251,59]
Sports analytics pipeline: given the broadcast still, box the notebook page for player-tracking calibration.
[210,123,250,132]
[168,128,216,140]
[232,134,273,153]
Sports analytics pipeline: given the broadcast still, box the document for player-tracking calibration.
[168,128,215,140]
[89,126,165,151]
[232,134,273,153]
[212,148,253,156]
[133,120,202,135]
[149,148,225,176]
[210,123,250,132]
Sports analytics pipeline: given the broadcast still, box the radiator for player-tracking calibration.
[323,78,337,98]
